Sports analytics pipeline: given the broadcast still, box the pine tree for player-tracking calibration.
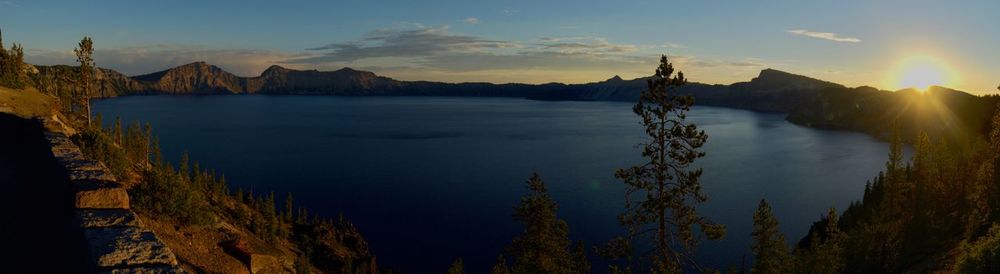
[446,258,465,274]
[0,29,8,87]
[113,117,123,145]
[507,173,587,274]
[12,43,24,87]
[750,199,790,274]
[0,29,26,89]
[0,28,5,56]
[795,208,844,274]
[911,132,934,242]
[285,192,295,223]
[74,36,95,125]
[235,188,245,204]
[490,255,512,274]
[612,55,724,273]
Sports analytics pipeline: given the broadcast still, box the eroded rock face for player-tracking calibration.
[249,254,281,274]
[77,209,142,228]
[101,265,189,274]
[74,182,130,209]
[84,227,179,268]
[43,121,187,273]
[68,168,118,182]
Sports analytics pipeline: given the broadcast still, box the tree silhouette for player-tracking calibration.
[446,258,465,274]
[506,172,588,274]
[750,199,790,274]
[490,255,512,274]
[0,29,26,89]
[794,208,844,274]
[74,36,95,126]
[611,55,724,273]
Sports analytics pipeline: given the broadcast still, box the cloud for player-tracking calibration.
[26,45,305,76]
[0,1,18,7]
[676,57,769,68]
[24,23,773,85]
[287,26,655,74]
[538,37,638,54]
[787,29,861,43]
[283,25,773,84]
[663,43,687,49]
[463,17,479,24]
[294,26,517,64]
[501,9,519,15]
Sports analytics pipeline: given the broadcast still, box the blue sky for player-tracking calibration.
[1,0,997,93]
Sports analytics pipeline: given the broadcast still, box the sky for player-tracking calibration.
[1,0,997,94]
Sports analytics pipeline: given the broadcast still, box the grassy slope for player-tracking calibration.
[0,85,56,118]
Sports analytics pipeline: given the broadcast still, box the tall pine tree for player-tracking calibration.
[612,55,725,273]
[750,199,790,274]
[74,36,95,125]
[506,173,588,274]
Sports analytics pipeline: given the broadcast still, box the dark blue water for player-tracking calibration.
[95,96,889,273]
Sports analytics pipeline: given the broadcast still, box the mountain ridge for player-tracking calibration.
[27,61,994,142]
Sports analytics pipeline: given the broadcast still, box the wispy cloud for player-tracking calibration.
[682,57,768,68]
[287,26,655,73]
[0,1,19,7]
[463,17,479,25]
[538,37,638,54]
[787,29,861,43]
[284,24,770,84]
[295,26,517,64]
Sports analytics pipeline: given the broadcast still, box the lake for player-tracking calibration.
[95,95,889,273]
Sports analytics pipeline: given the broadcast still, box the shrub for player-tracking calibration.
[957,224,1000,273]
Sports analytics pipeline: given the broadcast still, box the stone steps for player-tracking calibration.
[44,130,187,273]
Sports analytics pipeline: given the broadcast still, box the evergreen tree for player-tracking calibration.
[507,173,587,274]
[750,199,790,274]
[490,255,512,274]
[795,208,844,274]
[0,29,26,89]
[74,36,95,125]
[612,55,724,273]
[446,258,465,274]
[285,192,295,223]
[12,43,24,87]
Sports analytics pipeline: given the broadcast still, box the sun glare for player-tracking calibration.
[888,55,957,92]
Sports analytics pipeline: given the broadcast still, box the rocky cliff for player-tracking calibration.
[28,61,994,141]
[31,62,842,106]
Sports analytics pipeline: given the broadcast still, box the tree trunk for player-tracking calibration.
[85,97,91,126]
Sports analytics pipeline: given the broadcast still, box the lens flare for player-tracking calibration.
[888,55,957,92]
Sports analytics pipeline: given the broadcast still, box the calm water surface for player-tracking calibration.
[95,96,889,273]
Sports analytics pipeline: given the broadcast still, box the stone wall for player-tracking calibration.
[44,128,188,273]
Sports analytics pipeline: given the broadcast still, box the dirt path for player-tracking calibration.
[0,113,91,272]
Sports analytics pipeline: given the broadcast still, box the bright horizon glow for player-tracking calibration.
[887,55,958,92]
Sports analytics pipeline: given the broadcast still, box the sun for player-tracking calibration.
[887,55,957,92]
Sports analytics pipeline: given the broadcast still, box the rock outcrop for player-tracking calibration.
[44,128,186,273]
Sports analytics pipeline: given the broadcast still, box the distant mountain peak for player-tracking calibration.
[608,75,624,82]
[757,68,797,78]
[263,64,288,74]
[182,61,211,67]
[740,68,844,91]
